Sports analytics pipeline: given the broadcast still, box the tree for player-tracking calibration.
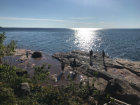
[0,32,17,64]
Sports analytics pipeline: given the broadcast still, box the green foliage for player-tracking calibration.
[0,63,28,88]
[78,87,90,99]
[0,32,17,64]
[0,32,6,45]
[93,71,98,77]
[29,63,51,84]
[0,82,16,105]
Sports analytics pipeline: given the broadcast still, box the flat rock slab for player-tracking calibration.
[107,67,140,84]
[14,49,33,56]
[116,58,140,76]
[52,50,140,104]
[52,50,140,81]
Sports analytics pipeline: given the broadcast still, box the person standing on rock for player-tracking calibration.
[73,58,77,71]
[90,50,93,62]
[61,62,65,72]
[102,50,105,60]
[26,51,28,58]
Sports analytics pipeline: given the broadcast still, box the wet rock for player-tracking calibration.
[32,51,42,58]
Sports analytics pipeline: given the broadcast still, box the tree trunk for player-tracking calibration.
[0,58,2,64]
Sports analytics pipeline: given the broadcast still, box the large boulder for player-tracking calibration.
[32,51,42,58]
[105,79,140,105]
[18,82,30,96]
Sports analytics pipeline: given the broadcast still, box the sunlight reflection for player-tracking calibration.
[72,28,101,51]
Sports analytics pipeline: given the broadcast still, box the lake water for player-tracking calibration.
[0,28,140,61]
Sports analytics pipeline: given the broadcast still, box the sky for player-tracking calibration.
[0,0,140,28]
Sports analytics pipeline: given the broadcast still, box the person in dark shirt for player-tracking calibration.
[26,51,28,58]
[73,58,77,71]
[102,50,105,60]
[61,62,65,72]
[90,50,93,61]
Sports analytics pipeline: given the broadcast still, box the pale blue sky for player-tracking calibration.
[0,0,140,28]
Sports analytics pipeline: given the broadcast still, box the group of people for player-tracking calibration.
[90,49,105,60]
[61,50,106,72]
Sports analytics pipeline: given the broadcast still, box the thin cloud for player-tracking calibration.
[67,21,95,24]
[71,17,94,19]
[0,16,64,22]
[0,16,95,24]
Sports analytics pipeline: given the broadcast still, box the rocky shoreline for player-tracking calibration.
[52,50,140,105]
[3,49,140,104]
[3,49,82,86]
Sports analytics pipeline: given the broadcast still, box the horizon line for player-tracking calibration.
[0,27,140,29]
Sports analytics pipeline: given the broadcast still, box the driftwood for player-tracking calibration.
[110,97,131,105]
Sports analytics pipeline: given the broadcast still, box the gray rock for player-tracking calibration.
[31,64,35,68]
[18,55,29,61]
[19,82,30,95]
[116,59,140,77]
[63,58,70,64]
[105,79,140,105]
[52,50,140,104]
[72,50,89,56]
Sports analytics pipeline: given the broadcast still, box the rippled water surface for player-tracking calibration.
[0,28,140,61]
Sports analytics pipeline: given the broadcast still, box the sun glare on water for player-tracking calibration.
[71,28,101,51]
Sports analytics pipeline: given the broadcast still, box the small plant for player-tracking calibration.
[78,87,90,99]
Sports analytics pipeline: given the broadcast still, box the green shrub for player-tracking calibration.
[0,82,16,105]
[0,64,28,88]
[0,32,17,64]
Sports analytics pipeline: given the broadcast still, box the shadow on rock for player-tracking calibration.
[71,73,77,81]
[57,73,65,82]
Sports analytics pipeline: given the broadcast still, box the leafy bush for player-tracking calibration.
[0,63,28,88]
[29,63,51,85]
[0,82,16,105]
[0,32,17,64]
